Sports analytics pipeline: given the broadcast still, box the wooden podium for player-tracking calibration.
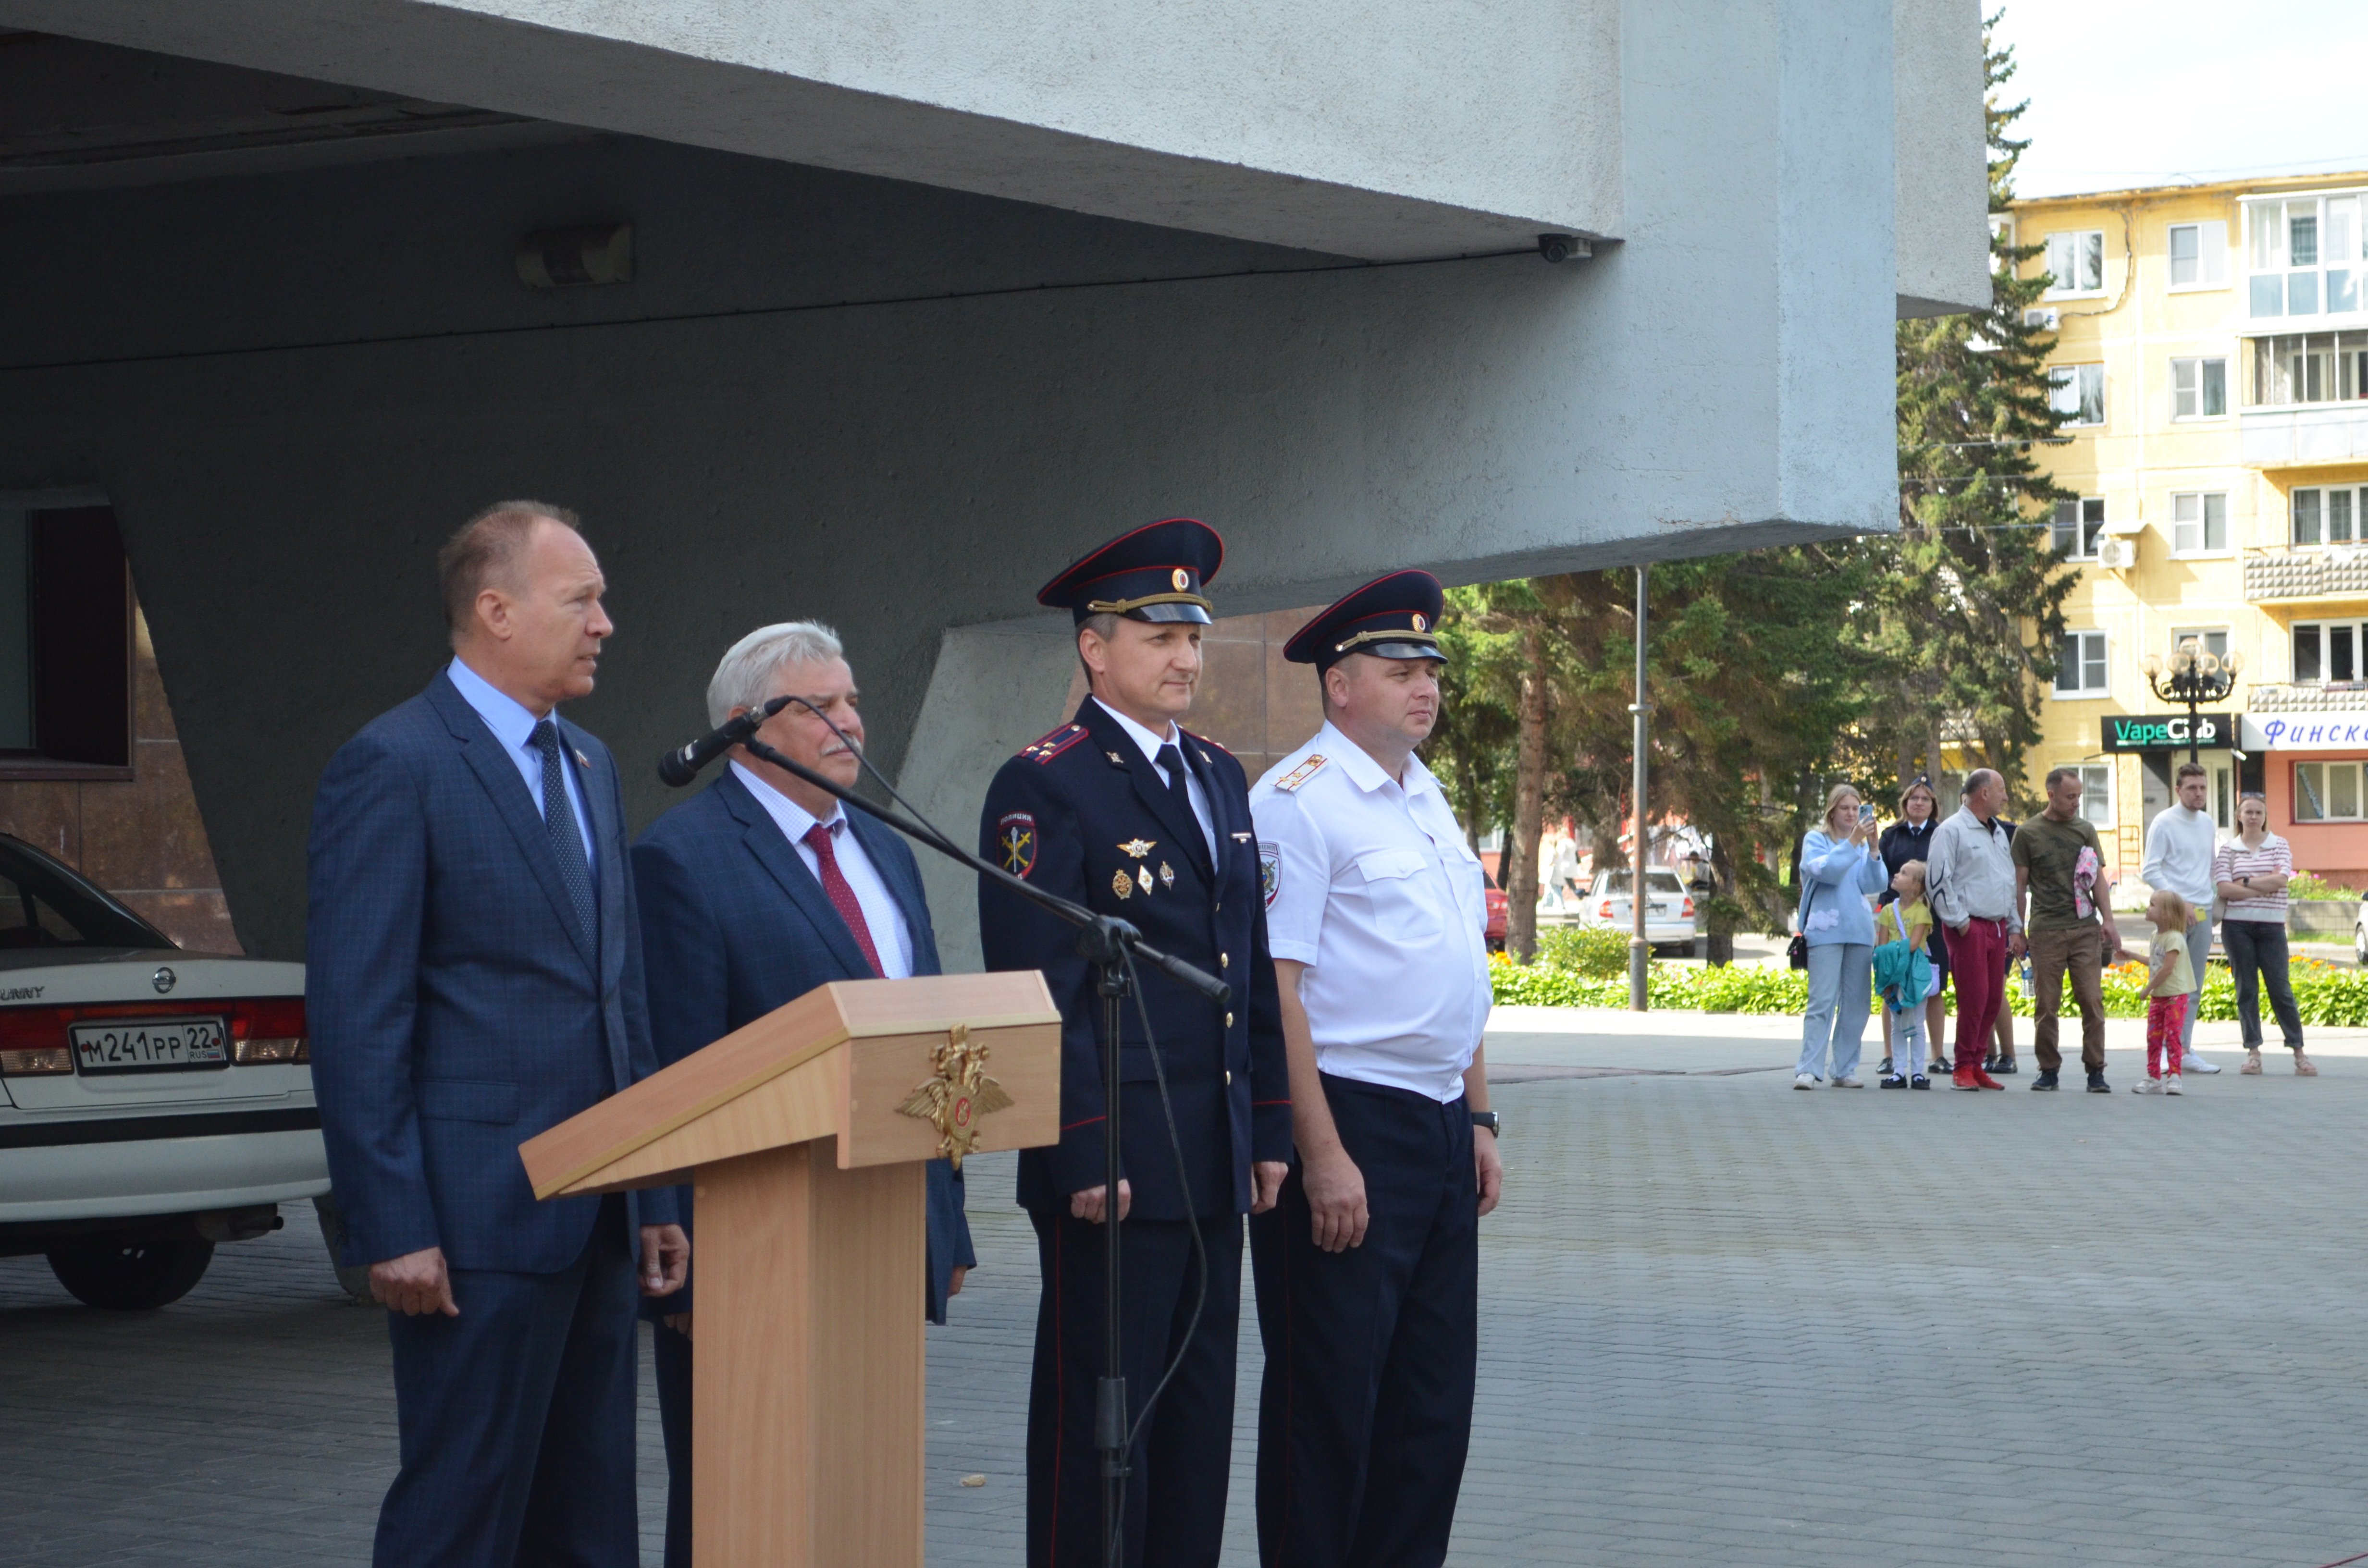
[519,972,1061,1568]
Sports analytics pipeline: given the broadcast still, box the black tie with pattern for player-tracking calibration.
[530,720,597,945]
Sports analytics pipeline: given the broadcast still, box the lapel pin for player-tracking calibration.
[1159,861,1175,890]
[1120,838,1155,859]
[1137,865,1154,894]
[1111,868,1134,900]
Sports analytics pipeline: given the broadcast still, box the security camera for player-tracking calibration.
[1537,233,1591,264]
[517,223,634,289]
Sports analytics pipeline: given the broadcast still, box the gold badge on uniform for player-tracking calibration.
[1120,838,1155,859]
[1112,868,1133,900]
[1172,568,1191,591]
[1137,865,1154,894]
[1159,862,1175,890]
[1411,612,1428,632]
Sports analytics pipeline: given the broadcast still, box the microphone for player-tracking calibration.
[656,696,792,786]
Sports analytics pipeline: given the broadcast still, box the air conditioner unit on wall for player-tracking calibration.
[2024,306,2060,330]
[2096,538,2137,570]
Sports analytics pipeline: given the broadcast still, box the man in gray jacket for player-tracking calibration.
[1923,770,2022,1091]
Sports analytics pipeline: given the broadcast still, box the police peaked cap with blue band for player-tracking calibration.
[1037,517,1223,625]
[1283,570,1449,670]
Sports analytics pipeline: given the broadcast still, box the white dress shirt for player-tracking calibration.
[446,656,594,868]
[1091,696,1218,867]
[1251,722,1492,1102]
[728,761,913,978]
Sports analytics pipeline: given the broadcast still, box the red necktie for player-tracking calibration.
[803,821,884,977]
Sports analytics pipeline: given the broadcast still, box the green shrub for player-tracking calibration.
[1534,925,1632,978]
[2285,871,2356,902]
[1492,949,2368,1024]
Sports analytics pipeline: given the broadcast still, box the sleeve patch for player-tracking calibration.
[1019,723,1088,764]
[998,812,1038,877]
[1273,754,1328,794]
[1259,839,1282,907]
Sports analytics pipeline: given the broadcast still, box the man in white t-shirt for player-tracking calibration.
[2140,760,2224,1073]
[1248,571,1502,1568]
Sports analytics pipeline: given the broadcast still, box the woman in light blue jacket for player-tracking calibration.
[1796,784,1890,1088]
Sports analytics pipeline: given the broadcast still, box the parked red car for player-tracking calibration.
[1483,868,1509,952]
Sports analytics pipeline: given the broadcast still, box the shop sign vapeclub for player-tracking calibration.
[2101,713,2232,752]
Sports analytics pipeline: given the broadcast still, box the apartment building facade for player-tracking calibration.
[2016,171,2368,885]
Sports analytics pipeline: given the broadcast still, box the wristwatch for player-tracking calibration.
[1470,1110,1502,1137]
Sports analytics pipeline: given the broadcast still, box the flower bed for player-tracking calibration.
[1489,950,2368,1024]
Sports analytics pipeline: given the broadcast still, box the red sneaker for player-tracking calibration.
[1973,1068,2005,1090]
[1952,1068,1981,1091]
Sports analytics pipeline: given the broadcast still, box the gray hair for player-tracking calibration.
[705,621,845,726]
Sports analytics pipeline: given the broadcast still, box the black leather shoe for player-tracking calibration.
[1910,1074,1931,1089]
[1879,1073,1907,1088]
[2086,1071,2111,1093]
[1982,1054,2001,1073]
[2031,1070,2059,1090]
[1994,1058,2019,1076]
[1877,1056,1893,1077]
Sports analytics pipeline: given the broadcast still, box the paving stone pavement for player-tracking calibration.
[4,1041,2365,1567]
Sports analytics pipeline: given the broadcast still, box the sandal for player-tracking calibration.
[2241,1050,2263,1075]
[2294,1051,2319,1077]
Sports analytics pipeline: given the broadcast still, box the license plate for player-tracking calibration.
[72,1017,230,1075]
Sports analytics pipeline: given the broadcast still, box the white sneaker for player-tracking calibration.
[2183,1052,2222,1074]
[2132,1077,2165,1095]
[2164,1074,2184,1096]
[1794,1073,1818,1090]
[1833,1075,1864,1088]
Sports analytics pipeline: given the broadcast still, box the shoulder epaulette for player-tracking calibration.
[1018,723,1089,764]
[1273,754,1328,794]
[1183,728,1233,760]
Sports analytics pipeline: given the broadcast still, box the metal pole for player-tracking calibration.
[1629,564,1650,1012]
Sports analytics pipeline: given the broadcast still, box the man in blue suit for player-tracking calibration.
[633,620,976,1568]
[308,502,687,1568]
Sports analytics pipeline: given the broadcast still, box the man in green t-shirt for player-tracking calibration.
[2012,767,2129,1091]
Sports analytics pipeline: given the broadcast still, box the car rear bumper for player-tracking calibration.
[0,1120,329,1224]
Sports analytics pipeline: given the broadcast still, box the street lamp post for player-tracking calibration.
[1629,564,1650,1012]
[2139,639,2243,763]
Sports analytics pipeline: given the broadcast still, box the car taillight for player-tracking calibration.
[229,997,308,1065]
[1681,897,1696,918]
[0,997,306,1073]
[0,1007,77,1074]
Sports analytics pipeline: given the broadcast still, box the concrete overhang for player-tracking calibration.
[0,0,1624,263]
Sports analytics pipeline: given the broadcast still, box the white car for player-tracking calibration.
[1577,868,1699,957]
[0,833,331,1309]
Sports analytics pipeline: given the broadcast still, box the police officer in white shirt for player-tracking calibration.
[1247,571,1502,1568]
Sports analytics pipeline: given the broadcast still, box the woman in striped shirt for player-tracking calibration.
[2212,793,2316,1076]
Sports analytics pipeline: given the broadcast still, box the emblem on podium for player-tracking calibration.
[895,1024,1016,1169]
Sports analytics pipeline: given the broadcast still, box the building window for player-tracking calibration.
[2245,331,2368,406]
[0,506,133,780]
[2171,356,2228,418]
[2055,630,2109,696]
[2292,486,2366,547]
[2049,364,2106,425]
[2077,763,2114,827]
[2053,497,2106,559]
[2171,628,2231,663]
[2245,191,2364,320]
[2291,619,2368,683]
[2167,221,2230,289]
[2046,230,2106,296]
[2294,760,2366,821]
[2170,493,2229,555]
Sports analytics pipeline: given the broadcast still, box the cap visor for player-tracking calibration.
[1132,602,1213,624]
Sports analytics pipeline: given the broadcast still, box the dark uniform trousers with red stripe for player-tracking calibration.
[1251,1073,1479,1568]
[979,699,1293,1568]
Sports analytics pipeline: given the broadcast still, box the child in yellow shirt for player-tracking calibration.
[1878,862,1935,1089]
[2136,889,2195,1096]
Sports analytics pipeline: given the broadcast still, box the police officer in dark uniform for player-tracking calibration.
[978,517,1292,1568]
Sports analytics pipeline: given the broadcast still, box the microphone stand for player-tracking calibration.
[727,732,1225,1567]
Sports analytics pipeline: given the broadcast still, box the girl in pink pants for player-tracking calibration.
[2138,890,2194,1096]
